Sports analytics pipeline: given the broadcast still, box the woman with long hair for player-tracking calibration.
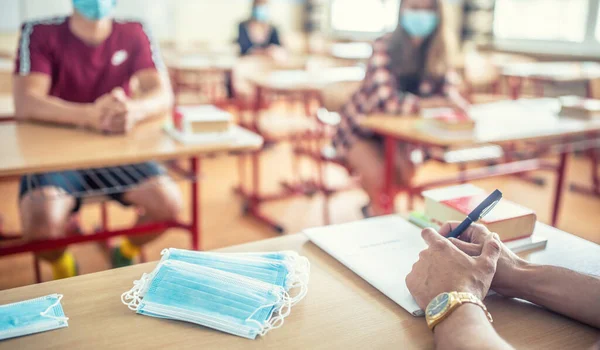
[334,0,468,217]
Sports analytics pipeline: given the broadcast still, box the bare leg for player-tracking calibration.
[20,187,76,262]
[346,140,415,216]
[121,175,183,247]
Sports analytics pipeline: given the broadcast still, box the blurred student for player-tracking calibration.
[333,0,469,217]
[406,222,600,349]
[237,0,285,59]
[13,0,181,279]
[230,0,287,99]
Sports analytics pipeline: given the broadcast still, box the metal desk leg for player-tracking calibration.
[190,157,201,251]
[586,80,593,99]
[509,77,523,100]
[381,136,397,215]
[552,152,568,227]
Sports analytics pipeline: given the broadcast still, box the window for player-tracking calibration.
[596,5,600,40]
[330,0,400,34]
[494,0,589,42]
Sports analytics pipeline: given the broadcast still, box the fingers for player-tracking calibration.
[477,235,501,271]
[439,221,461,237]
[421,228,446,248]
[448,238,481,256]
[457,223,492,243]
[111,88,128,102]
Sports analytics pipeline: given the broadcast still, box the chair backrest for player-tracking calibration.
[463,50,536,88]
[320,80,362,113]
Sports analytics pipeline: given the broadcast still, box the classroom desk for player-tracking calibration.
[0,224,598,349]
[0,94,14,121]
[500,61,600,98]
[0,58,12,73]
[360,102,600,226]
[0,119,263,281]
[236,67,366,232]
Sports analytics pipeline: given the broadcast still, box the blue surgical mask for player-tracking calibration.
[73,0,117,21]
[160,249,309,305]
[252,5,270,22]
[0,294,69,341]
[401,9,439,38]
[121,260,293,339]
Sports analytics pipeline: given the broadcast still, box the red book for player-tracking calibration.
[423,185,536,242]
[430,111,475,131]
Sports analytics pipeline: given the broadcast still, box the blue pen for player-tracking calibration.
[446,189,503,239]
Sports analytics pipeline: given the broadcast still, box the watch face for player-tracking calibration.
[426,293,450,318]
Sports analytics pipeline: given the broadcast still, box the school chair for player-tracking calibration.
[297,80,507,225]
[233,55,322,232]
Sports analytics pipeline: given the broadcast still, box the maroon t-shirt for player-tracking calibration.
[14,16,164,103]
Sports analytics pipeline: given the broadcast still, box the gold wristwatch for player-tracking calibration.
[425,292,493,331]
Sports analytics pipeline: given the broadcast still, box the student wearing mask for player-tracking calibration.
[236,0,284,58]
[229,0,286,98]
[406,223,600,349]
[333,0,469,217]
[13,0,181,279]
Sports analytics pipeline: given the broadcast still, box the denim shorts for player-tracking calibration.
[19,162,165,212]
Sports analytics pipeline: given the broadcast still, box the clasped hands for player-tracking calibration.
[86,87,139,134]
[406,222,528,310]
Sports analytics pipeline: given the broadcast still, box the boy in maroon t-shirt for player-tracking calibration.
[13,0,181,279]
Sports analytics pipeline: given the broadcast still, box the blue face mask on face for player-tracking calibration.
[0,294,69,341]
[73,0,117,21]
[401,9,439,38]
[252,5,270,22]
[121,260,294,339]
[159,249,309,305]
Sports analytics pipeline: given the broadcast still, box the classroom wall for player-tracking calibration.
[0,0,306,54]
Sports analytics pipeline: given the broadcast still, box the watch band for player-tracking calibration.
[426,291,493,331]
[455,292,493,323]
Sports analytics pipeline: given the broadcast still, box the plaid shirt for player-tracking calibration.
[333,34,460,153]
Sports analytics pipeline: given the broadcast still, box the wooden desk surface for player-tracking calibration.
[501,61,600,82]
[0,94,14,118]
[249,66,365,92]
[0,119,263,177]
[0,223,598,349]
[0,58,13,72]
[362,101,600,148]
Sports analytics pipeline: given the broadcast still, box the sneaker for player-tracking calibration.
[110,247,133,269]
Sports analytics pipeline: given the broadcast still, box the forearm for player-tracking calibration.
[434,304,513,350]
[447,88,470,112]
[14,93,90,127]
[129,86,173,122]
[511,264,600,328]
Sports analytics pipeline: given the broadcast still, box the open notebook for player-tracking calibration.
[304,216,427,316]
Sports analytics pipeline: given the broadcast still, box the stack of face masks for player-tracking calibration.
[121,249,310,339]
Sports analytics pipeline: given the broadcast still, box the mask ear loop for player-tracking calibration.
[255,290,293,336]
[121,272,152,311]
[244,289,283,331]
[39,294,69,322]
[284,256,310,305]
